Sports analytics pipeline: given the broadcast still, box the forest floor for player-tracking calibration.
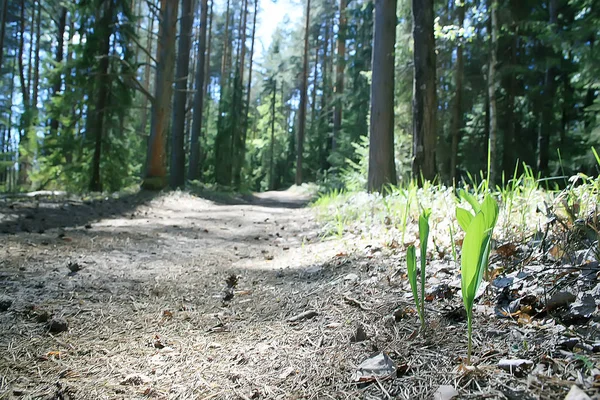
[0,188,598,400]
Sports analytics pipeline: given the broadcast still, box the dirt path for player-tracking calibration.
[0,190,361,400]
[1,190,597,400]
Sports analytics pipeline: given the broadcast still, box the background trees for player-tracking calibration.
[0,0,597,193]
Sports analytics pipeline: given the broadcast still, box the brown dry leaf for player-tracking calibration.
[47,351,61,359]
[335,252,347,257]
[517,312,532,325]
[162,310,173,319]
[495,243,517,258]
[549,244,564,259]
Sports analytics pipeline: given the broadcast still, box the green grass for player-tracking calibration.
[313,156,600,259]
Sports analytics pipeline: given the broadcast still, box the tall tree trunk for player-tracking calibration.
[332,0,346,152]
[0,0,8,71]
[537,0,558,175]
[310,33,319,136]
[488,0,498,184]
[214,0,232,185]
[368,0,397,192]
[240,0,258,183]
[269,79,277,190]
[319,22,330,170]
[48,7,68,138]
[170,0,194,188]
[143,0,179,189]
[295,0,311,185]
[503,24,518,175]
[17,0,31,186]
[32,0,41,113]
[411,0,437,183]
[189,0,209,180]
[139,7,156,136]
[232,0,249,187]
[449,0,465,183]
[89,0,115,192]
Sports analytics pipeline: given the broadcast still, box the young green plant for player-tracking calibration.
[406,209,431,330]
[458,195,498,364]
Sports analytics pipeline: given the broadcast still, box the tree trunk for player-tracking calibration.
[17,0,30,186]
[89,0,115,192]
[143,0,179,189]
[214,0,232,185]
[240,0,258,183]
[32,0,41,113]
[332,0,346,152]
[48,7,68,138]
[295,0,310,185]
[170,0,194,188]
[368,0,397,192]
[232,0,250,187]
[269,79,277,190]
[488,0,498,184]
[139,7,156,137]
[411,0,437,183]
[319,21,330,170]
[310,33,319,137]
[503,24,518,175]
[189,0,209,181]
[0,0,8,71]
[449,0,465,183]
[537,0,558,175]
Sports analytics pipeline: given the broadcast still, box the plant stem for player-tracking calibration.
[467,310,473,364]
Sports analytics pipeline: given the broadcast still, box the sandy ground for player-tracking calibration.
[0,190,357,399]
[0,190,598,400]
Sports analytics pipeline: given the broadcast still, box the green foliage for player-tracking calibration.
[406,208,431,331]
[457,194,498,363]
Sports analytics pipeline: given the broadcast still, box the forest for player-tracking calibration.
[0,0,599,399]
[0,0,597,194]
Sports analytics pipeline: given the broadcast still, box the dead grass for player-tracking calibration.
[0,189,598,399]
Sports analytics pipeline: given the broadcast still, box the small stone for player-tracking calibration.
[47,318,68,333]
[0,296,13,312]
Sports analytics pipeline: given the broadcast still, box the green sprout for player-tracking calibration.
[406,209,431,331]
[458,195,498,364]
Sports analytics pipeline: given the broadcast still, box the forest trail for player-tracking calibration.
[2,190,596,399]
[0,189,362,399]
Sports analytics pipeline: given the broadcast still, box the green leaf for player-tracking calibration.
[461,212,486,312]
[418,209,431,269]
[459,189,481,214]
[481,195,499,232]
[456,207,473,232]
[406,245,419,306]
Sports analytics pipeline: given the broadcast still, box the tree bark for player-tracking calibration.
[32,0,41,114]
[332,0,346,152]
[295,0,311,185]
[143,0,179,189]
[232,0,250,187]
[269,79,277,190]
[411,0,437,183]
[503,23,518,175]
[139,6,156,137]
[214,0,232,185]
[0,0,8,72]
[488,0,498,184]
[189,0,209,181]
[449,1,465,183]
[368,0,397,192]
[48,7,68,139]
[240,0,258,183]
[537,0,558,175]
[170,0,194,188]
[89,0,115,192]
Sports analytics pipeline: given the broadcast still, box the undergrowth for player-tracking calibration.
[313,160,600,257]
